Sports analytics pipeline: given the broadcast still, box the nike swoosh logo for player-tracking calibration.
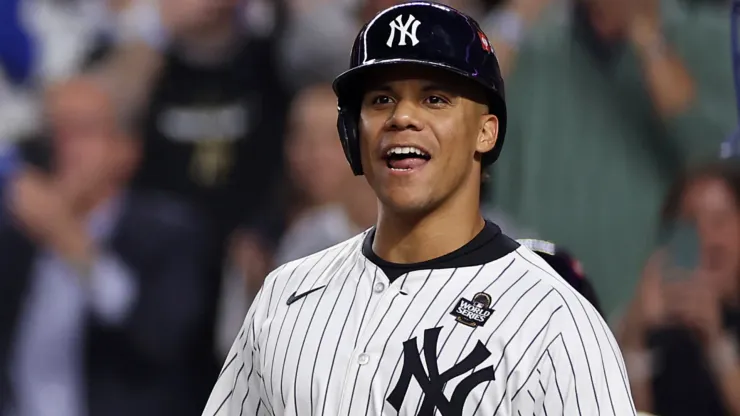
[286,286,326,306]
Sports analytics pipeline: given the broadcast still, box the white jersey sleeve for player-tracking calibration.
[201,272,274,416]
[510,248,636,416]
[535,308,635,416]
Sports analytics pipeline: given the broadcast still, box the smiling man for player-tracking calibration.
[201,3,635,415]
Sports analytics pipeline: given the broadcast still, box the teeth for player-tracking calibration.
[386,146,427,157]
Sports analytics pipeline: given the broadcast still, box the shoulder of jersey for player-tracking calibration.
[505,245,600,325]
[512,242,583,294]
[264,229,369,287]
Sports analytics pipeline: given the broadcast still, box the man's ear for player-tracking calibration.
[476,114,498,154]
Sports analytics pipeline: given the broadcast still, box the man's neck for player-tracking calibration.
[372,194,484,264]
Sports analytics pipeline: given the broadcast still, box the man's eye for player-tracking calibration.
[426,95,448,105]
[372,95,393,105]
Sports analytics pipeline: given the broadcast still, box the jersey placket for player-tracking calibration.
[335,264,405,414]
[338,268,435,415]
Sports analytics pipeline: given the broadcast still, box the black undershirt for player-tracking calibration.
[361,220,519,283]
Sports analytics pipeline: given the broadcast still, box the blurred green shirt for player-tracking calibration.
[490,0,736,315]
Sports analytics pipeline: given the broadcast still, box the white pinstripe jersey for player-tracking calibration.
[202,231,636,416]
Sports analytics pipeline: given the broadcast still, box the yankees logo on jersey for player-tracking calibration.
[202,223,635,416]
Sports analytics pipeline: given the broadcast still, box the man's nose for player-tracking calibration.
[384,99,424,131]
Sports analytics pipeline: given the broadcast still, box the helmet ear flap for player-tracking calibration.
[337,103,364,176]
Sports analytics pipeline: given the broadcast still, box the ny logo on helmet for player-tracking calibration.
[386,15,421,48]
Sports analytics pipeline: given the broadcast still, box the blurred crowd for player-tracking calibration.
[0,0,739,415]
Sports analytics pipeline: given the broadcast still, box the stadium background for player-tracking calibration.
[0,0,738,414]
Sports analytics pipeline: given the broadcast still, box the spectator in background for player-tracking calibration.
[0,76,214,416]
[618,161,740,416]
[228,85,375,300]
[91,0,290,362]
[135,0,289,238]
[486,0,736,313]
[95,0,289,237]
[280,85,353,231]
[216,84,374,356]
[273,84,377,265]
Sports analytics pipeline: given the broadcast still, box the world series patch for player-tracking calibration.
[451,292,494,328]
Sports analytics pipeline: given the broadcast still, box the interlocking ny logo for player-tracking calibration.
[387,327,495,416]
[386,14,421,47]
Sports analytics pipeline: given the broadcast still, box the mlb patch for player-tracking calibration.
[451,292,494,328]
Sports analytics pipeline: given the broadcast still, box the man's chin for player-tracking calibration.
[377,193,436,218]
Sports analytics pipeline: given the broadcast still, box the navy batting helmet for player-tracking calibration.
[332,1,507,176]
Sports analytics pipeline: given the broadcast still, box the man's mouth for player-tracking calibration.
[383,146,431,171]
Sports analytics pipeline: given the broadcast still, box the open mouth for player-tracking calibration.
[383,146,431,172]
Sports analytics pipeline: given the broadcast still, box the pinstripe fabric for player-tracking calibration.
[202,233,635,416]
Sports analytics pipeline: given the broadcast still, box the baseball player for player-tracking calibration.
[202,2,636,415]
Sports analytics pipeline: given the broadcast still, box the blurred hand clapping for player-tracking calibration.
[6,168,92,264]
[622,250,725,348]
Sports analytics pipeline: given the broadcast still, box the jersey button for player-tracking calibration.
[373,282,386,293]
[358,353,370,365]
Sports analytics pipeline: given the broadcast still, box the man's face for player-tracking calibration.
[681,176,740,297]
[47,80,135,199]
[286,87,350,205]
[358,65,498,215]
